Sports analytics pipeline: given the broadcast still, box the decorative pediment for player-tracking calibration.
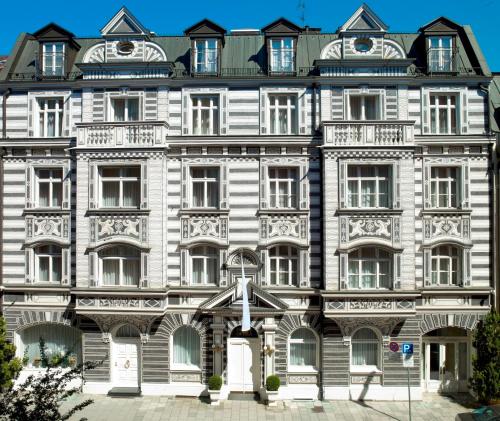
[184,18,227,38]
[100,7,150,37]
[339,4,388,33]
[419,16,461,34]
[262,17,302,36]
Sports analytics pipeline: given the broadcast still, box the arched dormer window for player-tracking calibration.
[288,328,318,372]
[172,326,201,370]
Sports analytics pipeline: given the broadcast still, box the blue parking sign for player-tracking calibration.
[402,343,413,354]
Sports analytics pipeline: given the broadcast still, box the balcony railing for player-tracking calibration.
[76,121,168,148]
[322,120,415,147]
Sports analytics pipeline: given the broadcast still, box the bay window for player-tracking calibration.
[193,39,218,73]
[36,168,63,208]
[35,245,62,283]
[428,36,453,72]
[429,94,457,134]
[349,94,380,120]
[191,95,219,135]
[351,328,380,372]
[289,328,318,371]
[268,94,298,135]
[348,248,392,289]
[111,97,140,122]
[42,42,65,76]
[172,326,201,370]
[269,167,298,209]
[99,246,140,287]
[190,167,219,208]
[270,37,294,73]
[431,245,461,286]
[191,246,218,285]
[269,245,298,286]
[38,98,64,137]
[347,165,391,208]
[99,167,141,208]
[430,167,459,208]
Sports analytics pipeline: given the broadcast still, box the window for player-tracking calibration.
[349,95,380,120]
[270,38,294,73]
[99,246,140,287]
[289,328,317,371]
[347,166,391,208]
[111,98,140,122]
[429,94,457,134]
[99,167,140,208]
[348,248,392,289]
[269,94,298,135]
[190,167,219,208]
[430,167,459,208]
[42,42,65,76]
[36,169,63,208]
[35,245,62,283]
[351,328,380,371]
[194,39,218,73]
[431,245,461,286]
[269,167,298,209]
[191,246,218,285]
[270,245,298,286]
[38,98,64,137]
[428,36,453,72]
[172,326,200,369]
[191,96,219,135]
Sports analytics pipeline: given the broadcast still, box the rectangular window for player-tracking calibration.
[429,94,457,134]
[111,98,140,122]
[347,166,391,208]
[269,94,298,135]
[42,42,65,76]
[194,39,218,73]
[190,167,219,208]
[270,38,295,73]
[36,245,62,283]
[430,167,459,208]
[348,248,392,289]
[268,167,298,209]
[99,167,141,208]
[349,95,380,120]
[428,36,453,72]
[38,98,64,137]
[191,96,219,135]
[36,168,63,208]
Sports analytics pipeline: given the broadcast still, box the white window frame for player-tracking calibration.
[347,165,391,209]
[190,245,219,285]
[348,248,392,290]
[98,166,141,209]
[42,42,65,76]
[430,167,460,208]
[268,167,298,209]
[170,326,201,371]
[429,93,458,134]
[347,94,382,120]
[193,39,218,73]
[428,36,453,72]
[288,328,319,373]
[350,327,382,373]
[190,95,219,135]
[268,94,298,135]
[190,167,220,209]
[98,246,141,287]
[35,168,63,208]
[34,245,62,283]
[109,97,141,122]
[37,97,64,137]
[431,245,461,286]
[269,245,299,286]
[270,37,295,73]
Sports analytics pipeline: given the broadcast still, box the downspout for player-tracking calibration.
[0,88,9,314]
[2,88,11,139]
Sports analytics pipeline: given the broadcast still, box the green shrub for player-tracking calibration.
[265,375,280,391]
[208,375,223,391]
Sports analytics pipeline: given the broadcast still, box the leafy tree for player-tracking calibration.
[0,316,22,392]
[0,360,101,421]
[470,311,500,404]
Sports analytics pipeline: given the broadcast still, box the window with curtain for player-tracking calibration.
[428,36,453,72]
[269,94,298,135]
[35,245,62,283]
[431,245,461,286]
[429,94,457,134]
[19,323,82,368]
[194,39,218,73]
[36,168,63,208]
[99,246,141,287]
[270,245,299,286]
[289,328,317,371]
[268,167,298,209]
[172,326,201,369]
[351,328,380,370]
[38,98,64,137]
[270,37,295,73]
[430,167,459,208]
[191,246,218,285]
[348,94,380,120]
[42,42,65,76]
[111,98,140,122]
[99,167,141,208]
[190,167,219,208]
[191,95,219,135]
[347,165,391,208]
[348,248,392,289]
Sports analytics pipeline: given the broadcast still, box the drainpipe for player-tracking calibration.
[0,147,5,314]
[2,89,11,139]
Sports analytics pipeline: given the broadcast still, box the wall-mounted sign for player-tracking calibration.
[389,341,399,352]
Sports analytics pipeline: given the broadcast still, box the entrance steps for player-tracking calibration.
[108,387,142,398]
[228,392,260,401]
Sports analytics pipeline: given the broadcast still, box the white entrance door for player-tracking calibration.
[113,340,139,387]
[227,338,260,392]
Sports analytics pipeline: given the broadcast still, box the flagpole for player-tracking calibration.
[241,251,251,332]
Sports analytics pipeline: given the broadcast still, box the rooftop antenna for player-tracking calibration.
[298,0,306,26]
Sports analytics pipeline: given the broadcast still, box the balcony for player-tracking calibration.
[322,121,415,147]
[76,121,168,148]
[324,297,416,317]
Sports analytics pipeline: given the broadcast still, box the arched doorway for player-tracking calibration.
[227,326,260,392]
[422,327,470,393]
[112,324,141,389]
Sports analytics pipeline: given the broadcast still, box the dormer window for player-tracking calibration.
[270,38,295,73]
[194,39,218,74]
[42,42,65,76]
[428,36,454,72]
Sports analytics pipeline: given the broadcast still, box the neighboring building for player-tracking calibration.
[0,5,494,400]
[0,56,8,71]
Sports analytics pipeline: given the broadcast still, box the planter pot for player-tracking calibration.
[208,390,221,406]
[266,390,280,407]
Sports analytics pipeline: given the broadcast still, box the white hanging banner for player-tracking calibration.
[241,252,251,331]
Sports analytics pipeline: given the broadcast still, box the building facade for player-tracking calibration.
[0,5,495,400]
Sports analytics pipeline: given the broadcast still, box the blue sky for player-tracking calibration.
[2,0,499,70]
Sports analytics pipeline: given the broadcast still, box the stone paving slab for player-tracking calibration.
[61,393,478,421]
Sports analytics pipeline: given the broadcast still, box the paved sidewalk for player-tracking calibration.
[62,393,478,421]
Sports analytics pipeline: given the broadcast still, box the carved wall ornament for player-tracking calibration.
[171,372,201,383]
[27,216,69,243]
[349,218,391,239]
[288,375,317,384]
[336,317,406,337]
[98,218,140,239]
[350,299,392,310]
[320,40,342,59]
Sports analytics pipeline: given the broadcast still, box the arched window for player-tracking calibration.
[348,248,392,289]
[99,246,140,286]
[289,328,318,371]
[191,246,218,285]
[431,245,461,286]
[35,245,62,283]
[270,245,298,286]
[172,326,201,370]
[18,323,82,368]
[351,328,380,371]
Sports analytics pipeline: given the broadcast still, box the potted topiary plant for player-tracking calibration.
[265,374,280,406]
[207,375,223,406]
